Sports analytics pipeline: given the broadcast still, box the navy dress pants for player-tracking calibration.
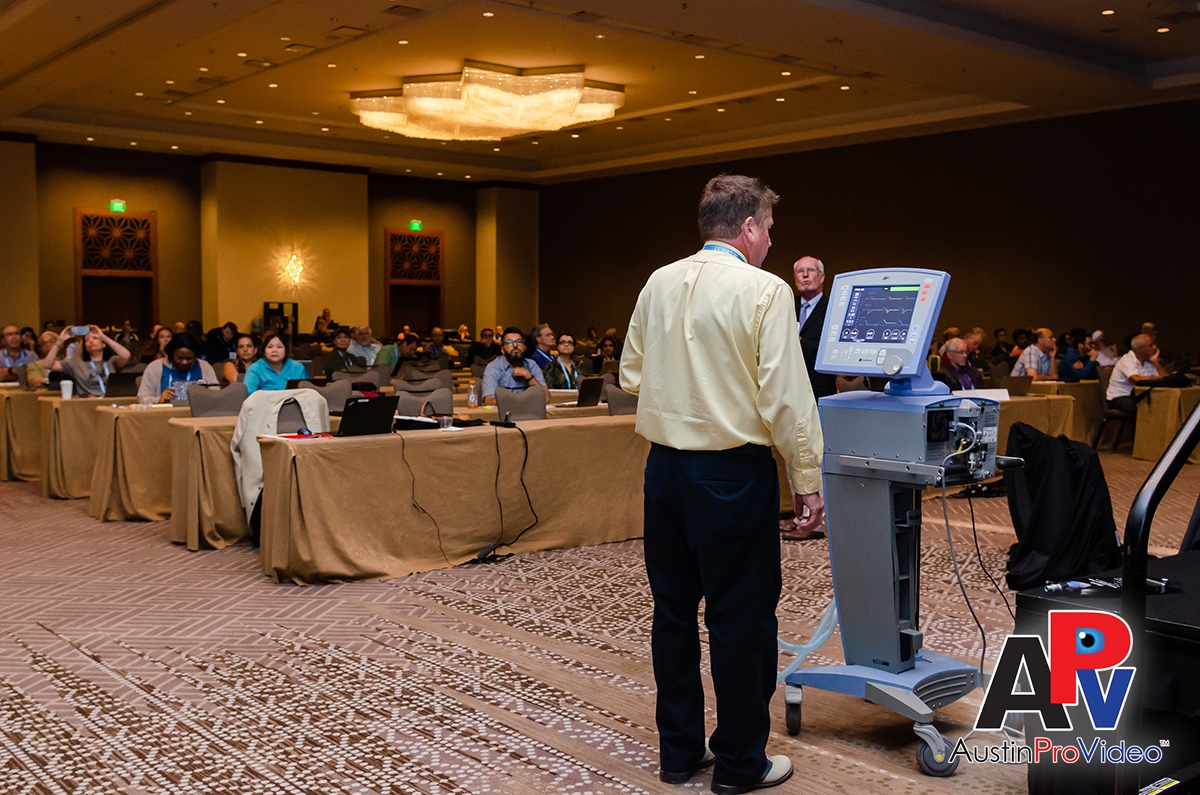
[643,442,782,787]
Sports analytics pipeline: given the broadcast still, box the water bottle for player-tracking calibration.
[466,379,478,408]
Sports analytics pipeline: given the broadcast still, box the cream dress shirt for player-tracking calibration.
[620,244,824,495]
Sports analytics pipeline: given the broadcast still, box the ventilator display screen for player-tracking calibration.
[838,285,919,343]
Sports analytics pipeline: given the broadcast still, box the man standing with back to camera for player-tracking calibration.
[621,174,825,793]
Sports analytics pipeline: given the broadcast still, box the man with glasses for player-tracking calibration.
[468,327,501,366]
[481,327,549,406]
[543,333,584,390]
[528,324,556,369]
[793,257,836,401]
[0,324,37,382]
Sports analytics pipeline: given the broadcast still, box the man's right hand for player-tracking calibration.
[511,366,532,380]
[794,491,825,533]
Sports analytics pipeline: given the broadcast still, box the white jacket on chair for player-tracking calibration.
[230,388,330,522]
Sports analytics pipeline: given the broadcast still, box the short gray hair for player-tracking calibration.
[1131,334,1153,352]
[698,174,779,240]
[945,337,968,353]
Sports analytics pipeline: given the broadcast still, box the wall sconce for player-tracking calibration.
[283,253,304,286]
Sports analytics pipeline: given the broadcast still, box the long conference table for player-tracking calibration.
[1133,386,1200,465]
[1,388,41,481]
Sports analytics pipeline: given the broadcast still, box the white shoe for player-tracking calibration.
[711,755,793,794]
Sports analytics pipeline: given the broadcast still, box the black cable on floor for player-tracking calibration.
[497,424,539,550]
[968,492,1015,621]
[397,431,451,567]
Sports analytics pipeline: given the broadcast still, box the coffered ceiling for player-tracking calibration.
[3,0,1200,183]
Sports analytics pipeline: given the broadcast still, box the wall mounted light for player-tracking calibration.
[283,253,304,286]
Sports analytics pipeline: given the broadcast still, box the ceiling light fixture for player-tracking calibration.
[493,147,500,151]
[327,63,337,68]
[1158,26,1170,32]
[1101,9,1114,14]
[775,97,785,102]
[688,90,697,94]
[350,60,624,141]
[840,85,850,90]
[255,120,264,124]
[465,175,471,179]
[185,111,192,115]
[482,11,494,17]
[716,108,725,112]
[171,145,179,149]
[398,39,409,44]
[614,126,622,130]
[86,136,94,141]
[130,142,137,146]
[199,67,209,72]
[781,71,792,76]
[694,54,705,59]
[280,36,290,41]
[216,99,226,104]
[321,126,330,131]
[135,92,144,96]
[571,133,579,138]
[269,83,278,88]
[531,140,539,144]
[437,171,444,175]
[596,34,605,39]
[236,52,247,57]
[165,80,174,84]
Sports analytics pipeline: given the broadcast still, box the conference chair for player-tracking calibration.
[332,369,383,388]
[298,379,352,413]
[121,362,147,374]
[1092,365,1135,450]
[989,360,1010,385]
[188,382,249,418]
[394,370,453,392]
[276,399,307,434]
[494,386,547,421]
[599,373,617,396]
[469,362,487,381]
[396,387,453,417]
[603,384,638,415]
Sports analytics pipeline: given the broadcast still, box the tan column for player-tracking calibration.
[475,186,538,333]
[0,140,40,328]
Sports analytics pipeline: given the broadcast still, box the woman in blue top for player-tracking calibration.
[244,331,308,394]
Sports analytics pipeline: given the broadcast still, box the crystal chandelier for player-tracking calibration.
[350,61,625,142]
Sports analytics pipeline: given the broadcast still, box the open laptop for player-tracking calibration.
[1001,375,1033,397]
[599,360,621,375]
[575,376,606,407]
[105,372,141,397]
[336,395,399,437]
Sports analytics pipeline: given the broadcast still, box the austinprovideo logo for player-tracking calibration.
[956,609,1165,766]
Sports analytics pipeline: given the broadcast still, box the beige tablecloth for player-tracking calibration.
[1028,381,1104,443]
[996,395,1074,453]
[1,390,43,481]
[259,415,652,584]
[169,416,248,551]
[1133,386,1200,465]
[459,404,611,421]
[88,405,190,521]
[38,396,138,499]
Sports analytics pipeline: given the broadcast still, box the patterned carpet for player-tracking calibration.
[1,451,1196,795]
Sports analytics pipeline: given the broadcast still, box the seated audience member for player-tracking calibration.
[1091,330,1119,366]
[375,333,420,376]
[172,321,187,334]
[313,308,335,337]
[543,333,584,390]
[314,328,366,378]
[44,325,132,397]
[20,326,37,351]
[1058,327,1100,382]
[140,325,173,364]
[964,328,984,369]
[527,323,555,369]
[138,332,218,403]
[937,327,961,357]
[493,324,504,339]
[1008,328,1032,367]
[1,324,38,381]
[482,327,548,405]
[582,326,599,345]
[243,331,308,394]
[467,328,501,365]
[591,335,620,374]
[1011,327,1057,381]
[1106,334,1167,414]
[348,326,382,365]
[603,327,624,357]
[25,331,59,387]
[455,324,472,342]
[222,334,258,384]
[203,322,238,363]
[420,327,452,370]
[116,320,137,347]
[989,328,1009,363]
[938,337,984,390]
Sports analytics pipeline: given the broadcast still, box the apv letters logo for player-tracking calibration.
[976,609,1135,732]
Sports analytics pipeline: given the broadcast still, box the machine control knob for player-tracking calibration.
[883,354,903,375]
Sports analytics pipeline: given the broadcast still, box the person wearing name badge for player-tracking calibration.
[138,332,218,403]
[243,331,308,394]
[0,324,38,381]
[590,335,619,375]
[43,325,132,397]
[527,324,556,370]
[543,333,584,390]
[481,327,549,405]
[222,334,259,385]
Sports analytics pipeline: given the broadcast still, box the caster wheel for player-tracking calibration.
[785,701,801,736]
[915,737,958,777]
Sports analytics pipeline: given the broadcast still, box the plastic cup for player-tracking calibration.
[60,381,73,399]
[437,414,454,430]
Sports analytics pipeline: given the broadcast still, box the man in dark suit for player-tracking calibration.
[794,256,837,400]
[936,337,984,391]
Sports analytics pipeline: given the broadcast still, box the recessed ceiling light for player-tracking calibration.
[311,111,319,115]
[694,54,705,59]
[135,92,144,96]
[571,133,580,138]
[437,171,444,175]
[716,107,725,112]
[405,168,412,172]
[184,111,192,115]
[596,34,605,39]
[255,120,264,124]
[777,97,787,102]
[688,90,697,95]
[165,80,174,84]
[130,141,137,146]
[236,52,247,57]
[664,117,672,121]
[216,99,226,104]
[465,175,471,179]
[440,141,447,145]
[1101,9,1114,14]
[493,147,500,151]
[268,83,278,88]
[840,85,850,90]
[280,36,291,41]
[615,126,623,130]
[171,145,179,150]
[320,126,330,131]
[86,136,94,141]
[327,63,336,68]
[199,67,209,72]
[482,11,494,17]
[531,140,539,144]
[1158,26,1170,32]
[398,39,408,44]
[781,71,792,76]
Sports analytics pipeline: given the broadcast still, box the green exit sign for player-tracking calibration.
[109,199,126,213]
[409,219,422,231]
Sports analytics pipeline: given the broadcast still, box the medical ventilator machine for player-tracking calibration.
[779,268,1022,776]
